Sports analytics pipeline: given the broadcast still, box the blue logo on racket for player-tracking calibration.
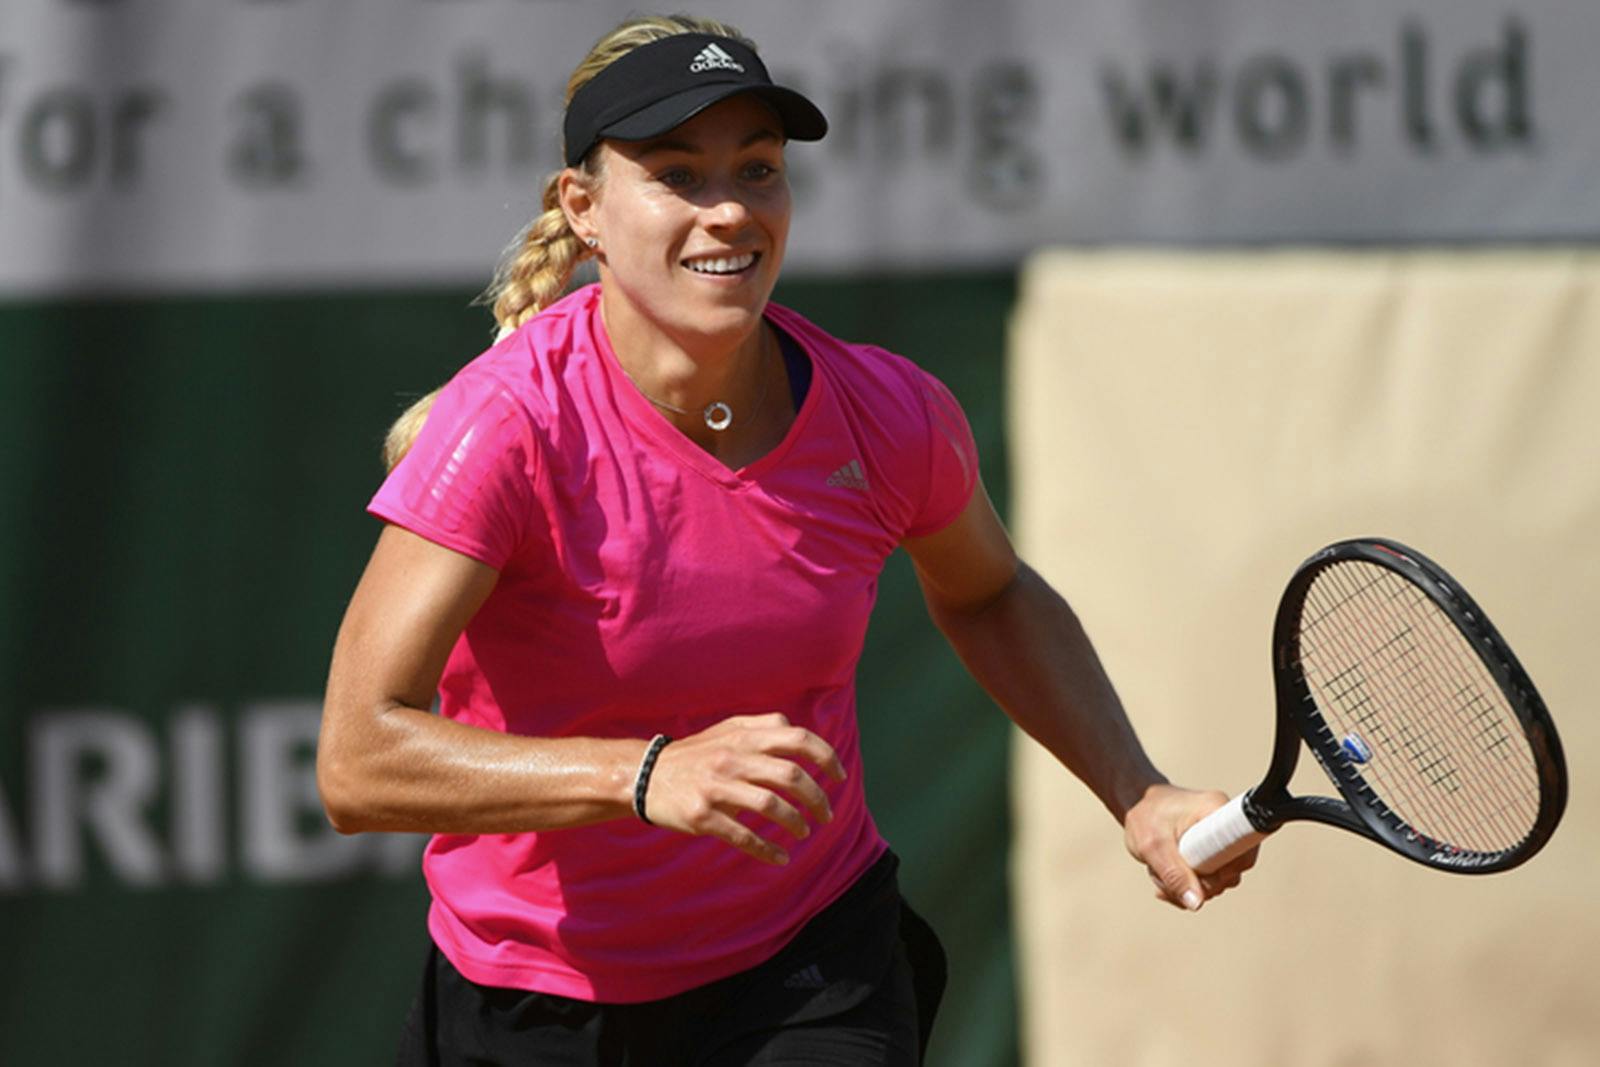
[1341,733,1373,764]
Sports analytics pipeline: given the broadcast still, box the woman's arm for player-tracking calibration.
[901,482,1254,909]
[316,523,842,864]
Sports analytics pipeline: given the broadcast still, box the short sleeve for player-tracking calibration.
[904,371,980,539]
[367,370,539,570]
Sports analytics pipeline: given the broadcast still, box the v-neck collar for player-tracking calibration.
[590,303,822,488]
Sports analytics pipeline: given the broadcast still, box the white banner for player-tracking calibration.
[1,0,1595,294]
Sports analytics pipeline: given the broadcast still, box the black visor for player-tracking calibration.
[562,34,828,166]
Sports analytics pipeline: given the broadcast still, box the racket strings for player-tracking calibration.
[1307,566,1534,850]
[1297,562,1539,854]
[1303,565,1536,850]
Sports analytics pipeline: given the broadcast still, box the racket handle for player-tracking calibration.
[1178,792,1267,874]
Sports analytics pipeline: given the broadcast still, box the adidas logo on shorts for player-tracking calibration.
[783,963,828,990]
[690,43,746,74]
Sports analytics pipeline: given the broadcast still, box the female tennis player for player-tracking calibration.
[317,13,1254,1065]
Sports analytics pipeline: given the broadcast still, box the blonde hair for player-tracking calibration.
[382,13,759,472]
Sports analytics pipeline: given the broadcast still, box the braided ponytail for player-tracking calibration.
[486,178,590,338]
[382,13,757,471]
[381,167,590,471]
[381,164,594,472]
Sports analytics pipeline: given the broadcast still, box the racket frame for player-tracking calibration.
[1237,538,1566,874]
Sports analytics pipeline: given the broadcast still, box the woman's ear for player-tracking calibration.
[558,167,599,247]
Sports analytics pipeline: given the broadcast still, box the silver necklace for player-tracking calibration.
[625,346,771,432]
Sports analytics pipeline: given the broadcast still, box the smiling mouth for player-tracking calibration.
[683,252,759,276]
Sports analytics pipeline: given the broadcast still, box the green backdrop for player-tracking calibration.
[0,271,1022,1066]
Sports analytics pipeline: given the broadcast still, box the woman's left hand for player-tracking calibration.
[1123,783,1258,911]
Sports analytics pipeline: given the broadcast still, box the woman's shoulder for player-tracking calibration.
[765,300,948,436]
[451,285,604,418]
[766,300,977,538]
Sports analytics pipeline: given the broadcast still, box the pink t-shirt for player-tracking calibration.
[368,284,978,1003]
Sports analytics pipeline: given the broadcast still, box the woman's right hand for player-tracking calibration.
[641,713,846,865]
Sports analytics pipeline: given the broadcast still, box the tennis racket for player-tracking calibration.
[1179,537,1566,876]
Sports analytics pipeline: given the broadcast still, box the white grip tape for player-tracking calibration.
[1178,792,1266,874]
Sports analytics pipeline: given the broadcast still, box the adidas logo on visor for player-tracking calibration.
[690,43,746,74]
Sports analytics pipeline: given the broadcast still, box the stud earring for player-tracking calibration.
[585,237,599,249]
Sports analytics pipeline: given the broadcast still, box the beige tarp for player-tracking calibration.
[1009,250,1598,1067]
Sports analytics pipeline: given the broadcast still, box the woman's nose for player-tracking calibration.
[701,185,752,228]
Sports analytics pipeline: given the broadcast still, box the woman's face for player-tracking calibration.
[574,95,792,354]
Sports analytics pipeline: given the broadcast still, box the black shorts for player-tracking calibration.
[396,851,947,1066]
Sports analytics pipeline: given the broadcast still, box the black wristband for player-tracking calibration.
[632,734,672,825]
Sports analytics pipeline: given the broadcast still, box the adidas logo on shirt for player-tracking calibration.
[826,460,869,491]
[690,43,746,74]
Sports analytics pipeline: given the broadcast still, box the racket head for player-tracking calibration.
[1272,538,1566,873]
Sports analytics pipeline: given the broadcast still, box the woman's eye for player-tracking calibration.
[744,162,779,181]
[660,168,695,187]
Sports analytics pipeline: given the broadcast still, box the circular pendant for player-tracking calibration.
[703,401,733,432]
